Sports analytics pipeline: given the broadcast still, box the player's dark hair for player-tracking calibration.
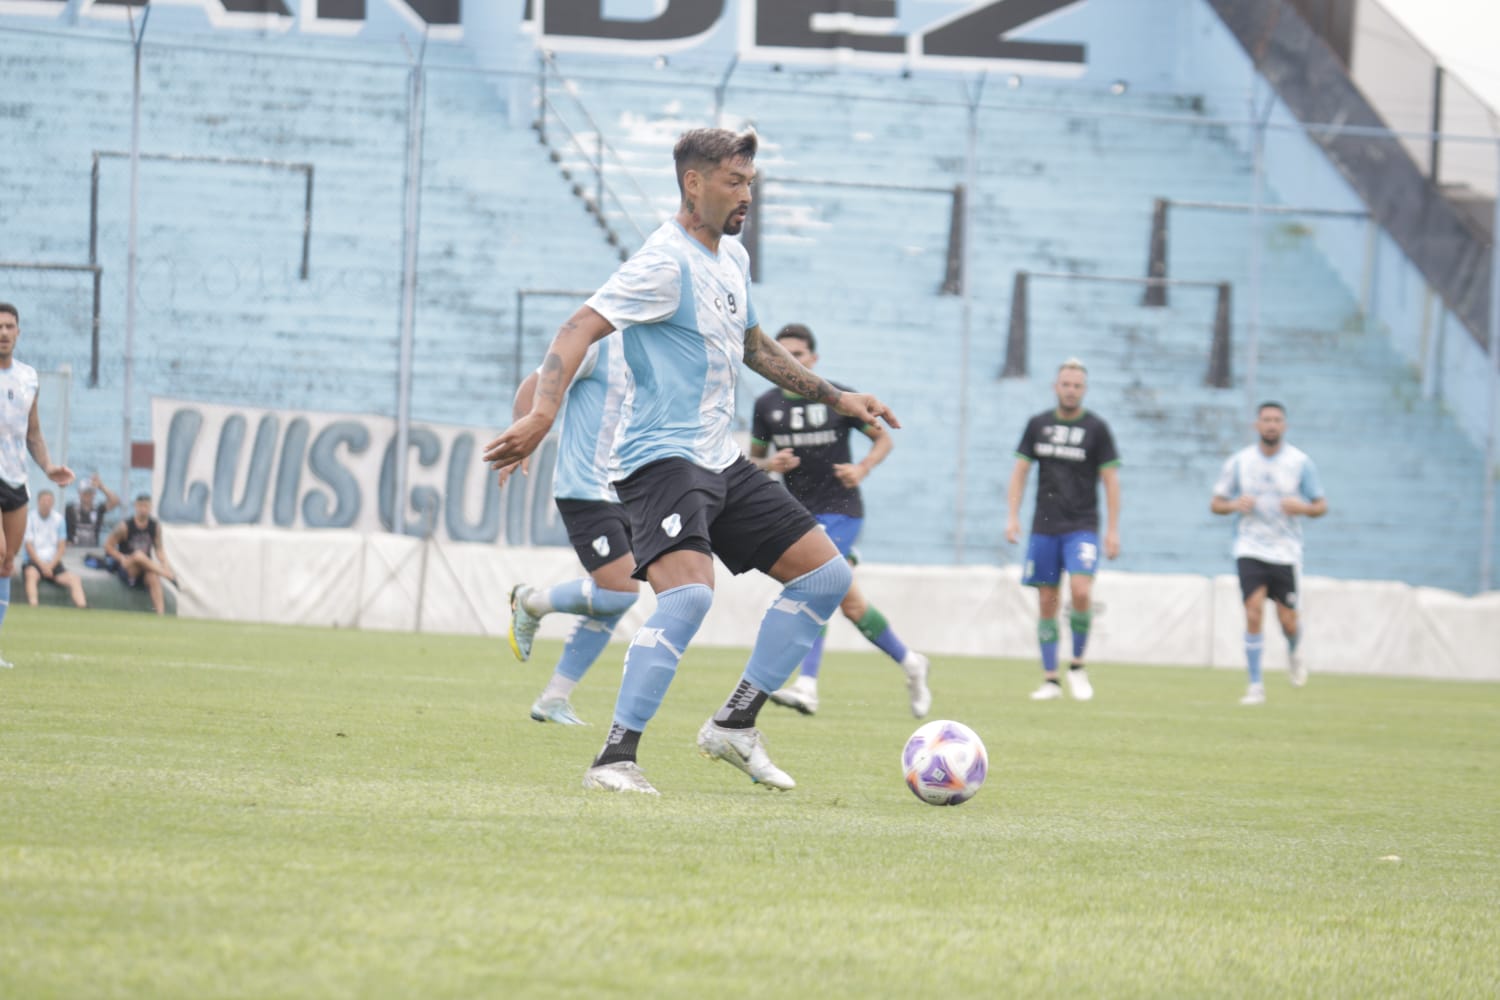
[775,323,817,352]
[1258,401,1286,415]
[673,128,757,197]
[135,492,151,502]
[0,302,17,322]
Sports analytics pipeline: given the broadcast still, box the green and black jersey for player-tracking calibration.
[1015,409,1120,535]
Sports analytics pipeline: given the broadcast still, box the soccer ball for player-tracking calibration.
[902,719,988,806]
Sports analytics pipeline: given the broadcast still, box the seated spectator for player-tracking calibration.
[65,474,121,547]
[24,489,87,609]
[104,494,176,615]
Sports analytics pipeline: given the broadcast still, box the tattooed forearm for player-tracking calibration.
[745,330,841,404]
[536,351,566,409]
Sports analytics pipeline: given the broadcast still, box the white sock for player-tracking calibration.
[541,674,578,702]
[523,585,554,616]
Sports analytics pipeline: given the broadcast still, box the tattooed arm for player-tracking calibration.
[743,325,842,404]
[483,306,614,475]
[743,324,902,430]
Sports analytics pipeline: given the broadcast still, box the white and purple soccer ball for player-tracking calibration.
[902,719,989,806]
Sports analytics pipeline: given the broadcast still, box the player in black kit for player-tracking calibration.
[749,324,931,718]
[1005,358,1121,702]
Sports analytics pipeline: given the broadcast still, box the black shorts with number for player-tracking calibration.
[613,455,818,581]
[555,498,634,573]
[0,479,29,514]
[1236,557,1299,609]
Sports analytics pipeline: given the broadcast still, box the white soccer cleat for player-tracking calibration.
[696,720,796,790]
[1066,667,1094,702]
[0,652,12,669]
[1239,682,1266,706]
[903,651,932,718]
[531,697,587,725]
[1288,651,1308,688]
[582,760,659,795]
[507,584,541,662]
[769,679,818,716]
[1029,681,1063,701]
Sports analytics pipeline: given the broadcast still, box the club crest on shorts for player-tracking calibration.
[592,535,610,557]
[661,512,682,538]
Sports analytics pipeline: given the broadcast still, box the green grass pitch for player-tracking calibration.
[2,606,1498,998]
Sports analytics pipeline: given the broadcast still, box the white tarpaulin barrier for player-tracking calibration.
[165,527,1499,681]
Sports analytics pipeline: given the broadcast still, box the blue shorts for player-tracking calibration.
[1023,531,1100,587]
[815,513,862,562]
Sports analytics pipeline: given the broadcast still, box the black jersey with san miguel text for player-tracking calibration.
[751,384,867,517]
[1016,409,1120,535]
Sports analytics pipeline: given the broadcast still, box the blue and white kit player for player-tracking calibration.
[1211,401,1327,705]
[504,332,639,725]
[0,302,76,668]
[483,128,899,795]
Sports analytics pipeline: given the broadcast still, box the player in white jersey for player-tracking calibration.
[484,128,899,795]
[1211,401,1327,705]
[502,334,639,725]
[0,303,77,667]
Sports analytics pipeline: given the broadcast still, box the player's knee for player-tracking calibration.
[654,582,714,628]
[786,555,852,621]
[590,587,638,617]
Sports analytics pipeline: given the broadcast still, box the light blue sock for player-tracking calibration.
[542,578,636,618]
[1245,632,1264,684]
[0,574,9,631]
[612,584,713,732]
[555,613,626,683]
[742,555,853,693]
[798,628,828,680]
[553,585,637,683]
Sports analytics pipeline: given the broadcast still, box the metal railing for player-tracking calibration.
[755,176,964,294]
[536,52,663,254]
[1004,270,1233,388]
[0,261,102,386]
[90,150,315,283]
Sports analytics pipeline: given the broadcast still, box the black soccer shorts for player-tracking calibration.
[613,456,818,581]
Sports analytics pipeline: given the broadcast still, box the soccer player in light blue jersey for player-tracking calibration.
[1212,401,1327,705]
[0,303,76,667]
[502,334,638,726]
[484,129,900,795]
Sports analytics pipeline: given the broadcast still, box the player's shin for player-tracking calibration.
[1068,608,1093,661]
[613,584,711,729]
[1038,617,1060,674]
[798,628,828,680]
[1245,632,1265,684]
[554,613,624,684]
[723,555,852,726]
[855,605,910,664]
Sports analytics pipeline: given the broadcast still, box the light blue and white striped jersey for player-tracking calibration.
[586,219,757,479]
[0,359,39,488]
[551,335,628,502]
[1213,442,1324,566]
